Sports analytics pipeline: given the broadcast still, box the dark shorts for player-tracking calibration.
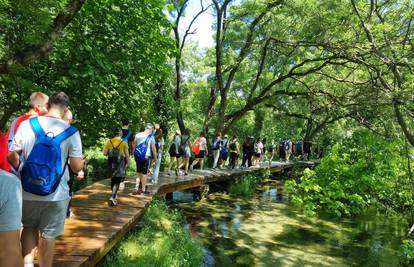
[111,177,123,188]
[169,151,181,158]
[135,157,150,174]
[195,150,205,159]
[255,153,261,158]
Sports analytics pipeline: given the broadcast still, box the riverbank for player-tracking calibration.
[98,200,203,267]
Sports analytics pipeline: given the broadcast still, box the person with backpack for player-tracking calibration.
[261,138,267,164]
[190,131,208,171]
[152,127,164,183]
[228,136,240,169]
[241,136,254,168]
[253,137,263,167]
[220,134,229,168]
[63,109,86,218]
[8,92,84,267]
[284,139,293,161]
[295,140,303,159]
[278,139,285,160]
[167,130,181,176]
[121,119,134,156]
[103,128,129,206]
[178,129,191,175]
[133,123,157,195]
[212,132,222,169]
[267,140,276,165]
[1,92,49,172]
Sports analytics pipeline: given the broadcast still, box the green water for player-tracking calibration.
[175,180,407,267]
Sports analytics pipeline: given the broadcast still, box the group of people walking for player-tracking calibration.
[165,131,312,175]
[0,90,313,267]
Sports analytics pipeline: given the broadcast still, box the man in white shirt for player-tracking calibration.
[8,92,84,267]
[133,123,157,195]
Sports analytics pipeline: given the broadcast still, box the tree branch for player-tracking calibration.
[0,0,86,74]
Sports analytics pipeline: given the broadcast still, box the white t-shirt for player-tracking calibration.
[134,132,155,158]
[254,142,263,154]
[10,116,83,201]
[199,137,207,151]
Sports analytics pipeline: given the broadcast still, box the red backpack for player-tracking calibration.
[0,132,10,172]
[192,138,201,156]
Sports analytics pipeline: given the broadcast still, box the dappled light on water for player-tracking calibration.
[177,180,406,267]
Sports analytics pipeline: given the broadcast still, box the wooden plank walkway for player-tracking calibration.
[52,160,316,267]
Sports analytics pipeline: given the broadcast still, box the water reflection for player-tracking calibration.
[174,179,407,267]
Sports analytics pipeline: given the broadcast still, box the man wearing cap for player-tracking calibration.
[133,123,157,195]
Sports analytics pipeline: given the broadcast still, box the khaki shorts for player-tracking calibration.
[22,198,70,239]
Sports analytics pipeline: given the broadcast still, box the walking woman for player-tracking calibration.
[228,136,240,169]
[152,127,164,183]
[190,132,208,170]
[178,129,191,175]
[253,137,263,167]
[167,130,181,176]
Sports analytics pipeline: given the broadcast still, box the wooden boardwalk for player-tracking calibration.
[53,161,316,267]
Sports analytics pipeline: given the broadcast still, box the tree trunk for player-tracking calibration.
[394,100,414,147]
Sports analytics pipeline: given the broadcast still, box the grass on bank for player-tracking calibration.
[229,174,260,197]
[99,200,203,267]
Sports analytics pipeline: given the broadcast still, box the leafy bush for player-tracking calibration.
[285,130,413,217]
[400,239,414,266]
[99,200,203,267]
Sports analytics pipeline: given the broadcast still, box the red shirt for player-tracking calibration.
[0,114,34,171]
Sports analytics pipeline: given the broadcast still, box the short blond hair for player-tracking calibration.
[29,92,49,109]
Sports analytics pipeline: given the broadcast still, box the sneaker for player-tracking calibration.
[133,188,142,195]
[141,190,151,195]
[184,172,188,176]
[119,182,125,190]
[109,197,117,206]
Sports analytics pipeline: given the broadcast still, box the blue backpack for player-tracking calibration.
[221,140,228,155]
[122,130,132,143]
[21,117,78,196]
[213,138,221,150]
[134,135,152,161]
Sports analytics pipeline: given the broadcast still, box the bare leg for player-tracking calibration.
[184,158,189,174]
[0,230,22,267]
[200,158,204,170]
[140,173,147,192]
[135,176,140,192]
[38,238,55,267]
[191,158,199,170]
[168,157,174,173]
[21,227,38,265]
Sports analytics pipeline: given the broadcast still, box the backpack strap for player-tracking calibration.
[54,126,78,143]
[115,140,123,149]
[29,117,45,137]
[109,139,115,149]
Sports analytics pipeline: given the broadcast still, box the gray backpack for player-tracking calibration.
[107,140,126,177]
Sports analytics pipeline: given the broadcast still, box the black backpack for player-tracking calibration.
[107,140,126,177]
[229,142,236,151]
[179,135,189,155]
